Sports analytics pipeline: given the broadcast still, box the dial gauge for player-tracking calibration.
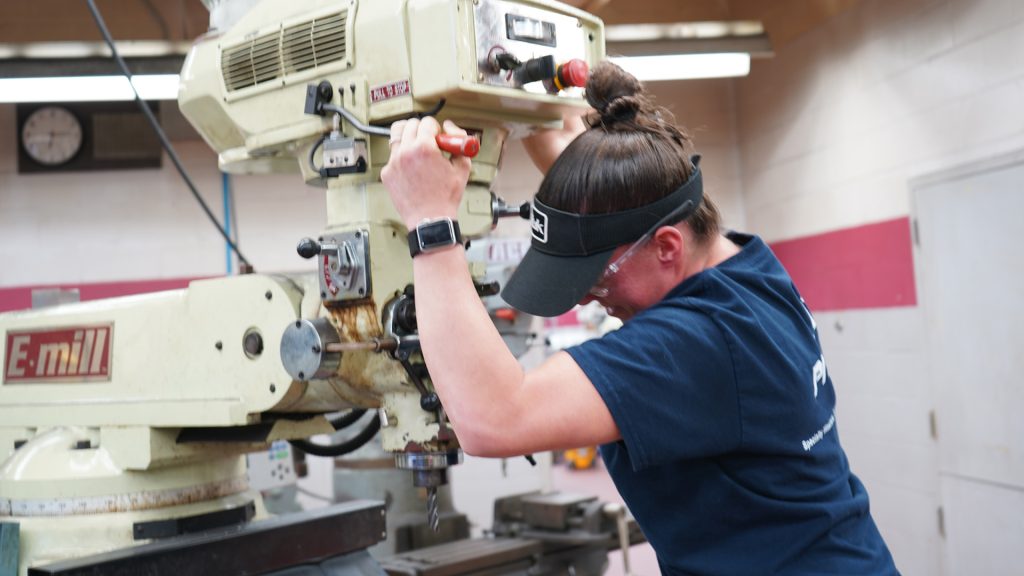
[21,106,84,166]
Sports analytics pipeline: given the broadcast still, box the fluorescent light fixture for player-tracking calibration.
[0,74,180,103]
[606,21,765,42]
[0,41,192,60]
[609,53,751,81]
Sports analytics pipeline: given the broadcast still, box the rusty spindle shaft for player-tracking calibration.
[325,338,398,353]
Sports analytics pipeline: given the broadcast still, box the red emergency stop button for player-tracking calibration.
[555,59,589,91]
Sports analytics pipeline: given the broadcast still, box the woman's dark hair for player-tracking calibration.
[536,61,721,245]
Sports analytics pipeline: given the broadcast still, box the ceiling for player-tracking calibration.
[569,0,859,49]
[0,0,858,50]
[0,1,208,44]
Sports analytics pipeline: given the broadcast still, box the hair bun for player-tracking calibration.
[585,61,647,125]
[602,94,642,121]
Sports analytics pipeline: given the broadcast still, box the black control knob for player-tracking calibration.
[420,393,441,412]
[475,281,501,297]
[514,55,556,85]
[297,238,322,259]
[316,80,333,102]
[495,52,522,71]
[492,196,532,221]
[395,298,418,333]
[304,80,334,116]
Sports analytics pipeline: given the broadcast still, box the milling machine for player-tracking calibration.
[0,0,604,573]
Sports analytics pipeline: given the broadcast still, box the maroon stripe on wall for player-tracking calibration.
[1,220,917,315]
[769,217,917,311]
[0,277,210,313]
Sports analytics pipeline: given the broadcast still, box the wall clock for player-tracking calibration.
[20,105,84,166]
[16,102,162,174]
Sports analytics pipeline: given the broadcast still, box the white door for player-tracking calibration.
[913,154,1024,576]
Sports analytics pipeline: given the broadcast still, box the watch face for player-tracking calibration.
[21,106,84,166]
[418,219,456,250]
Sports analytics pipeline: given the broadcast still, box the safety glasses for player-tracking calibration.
[588,198,697,298]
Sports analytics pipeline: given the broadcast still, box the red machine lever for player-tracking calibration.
[436,134,480,158]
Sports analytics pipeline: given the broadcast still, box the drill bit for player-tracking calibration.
[427,486,440,532]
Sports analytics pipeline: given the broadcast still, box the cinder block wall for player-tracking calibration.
[485,79,747,238]
[738,0,1024,240]
[735,0,1024,574]
[0,105,325,286]
[0,76,744,287]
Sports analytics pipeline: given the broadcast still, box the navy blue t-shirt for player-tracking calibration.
[567,233,898,576]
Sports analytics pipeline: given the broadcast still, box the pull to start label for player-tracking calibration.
[4,325,113,384]
[370,79,411,103]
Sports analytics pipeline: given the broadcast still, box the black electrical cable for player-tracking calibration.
[290,413,381,458]
[328,408,367,430]
[308,133,327,175]
[85,0,253,269]
[412,98,447,120]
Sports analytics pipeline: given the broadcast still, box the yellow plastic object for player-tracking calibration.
[564,446,598,470]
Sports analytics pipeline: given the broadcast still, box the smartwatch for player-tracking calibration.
[407,218,462,258]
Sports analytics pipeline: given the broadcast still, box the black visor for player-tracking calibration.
[502,156,704,317]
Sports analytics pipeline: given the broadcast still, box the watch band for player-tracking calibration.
[407,219,462,258]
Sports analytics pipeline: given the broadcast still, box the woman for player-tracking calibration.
[382,62,898,575]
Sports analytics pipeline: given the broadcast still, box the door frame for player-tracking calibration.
[908,147,1024,576]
